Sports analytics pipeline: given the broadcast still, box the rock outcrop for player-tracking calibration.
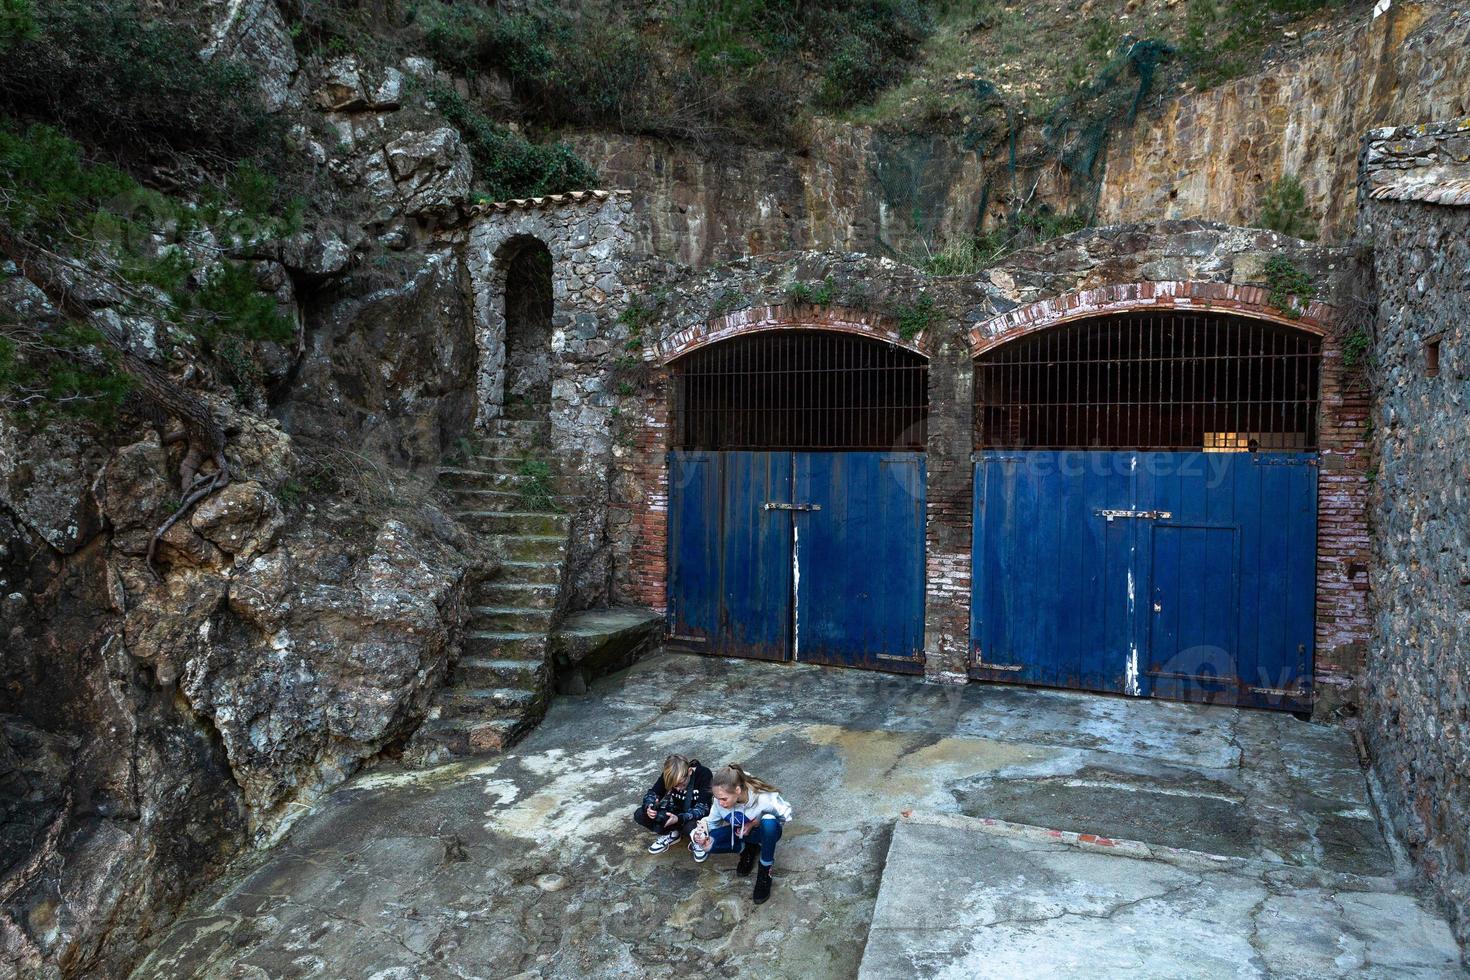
[0,403,479,978]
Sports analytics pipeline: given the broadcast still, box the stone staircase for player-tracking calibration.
[410,413,570,762]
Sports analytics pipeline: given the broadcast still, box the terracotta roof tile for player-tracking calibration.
[466,189,632,215]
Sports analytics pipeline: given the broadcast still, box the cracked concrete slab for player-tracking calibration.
[858,813,1462,979]
[132,652,1452,979]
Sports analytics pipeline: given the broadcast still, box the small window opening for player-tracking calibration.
[1425,336,1442,378]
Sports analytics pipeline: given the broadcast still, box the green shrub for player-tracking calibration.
[1184,0,1336,87]
[0,124,296,419]
[0,0,275,167]
[0,0,35,49]
[430,87,597,201]
[810,1,933,110]
[1258,173,1317,240]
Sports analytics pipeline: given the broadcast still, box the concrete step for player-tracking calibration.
[464,631,548,659]
[461,511,569,536]
[487,419,550,444]
[455,656,548,689]
[444,488,574,514]
[500,560,562,585]
[468,605,555,633]
[410,715,528,758]
[467,454,550,473]
[439,685,545,716]
[501,534,567,561]
[478,581,558,609]
[437,470,545,491]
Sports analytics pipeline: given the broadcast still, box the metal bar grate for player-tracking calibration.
[673,331,929,451]
[974,312,1322,451]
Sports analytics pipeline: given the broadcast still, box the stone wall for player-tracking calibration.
[600,221,1371,701]
[1098,2,1470,244]
[1359,119,1470,951]
[462,191,645,611]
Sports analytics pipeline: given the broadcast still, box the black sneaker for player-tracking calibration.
[753,864,773,904]
[736,840,759,877]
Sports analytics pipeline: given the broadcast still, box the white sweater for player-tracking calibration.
[704,790,793,834]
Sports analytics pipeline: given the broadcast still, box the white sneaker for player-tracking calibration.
[689,838,709,863]
[648,832,679,854]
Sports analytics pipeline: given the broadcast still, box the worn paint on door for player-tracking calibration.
[971,450,1317,711]
[668,450,926,672]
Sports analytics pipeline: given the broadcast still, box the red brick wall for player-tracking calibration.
[922,339,974,682]
[615,366,671,613]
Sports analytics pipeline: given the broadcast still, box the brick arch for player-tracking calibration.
[651,303,928,365]
[968,280,1338,357]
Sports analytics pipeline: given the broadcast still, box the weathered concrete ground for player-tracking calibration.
[133,652,1461,979]
[860,814,1462,978]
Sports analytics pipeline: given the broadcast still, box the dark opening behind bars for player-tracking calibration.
[672,330,929,451]
[975,312,1323,451]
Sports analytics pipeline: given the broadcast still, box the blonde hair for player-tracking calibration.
[661,754,691,789]
[712,763,779,797]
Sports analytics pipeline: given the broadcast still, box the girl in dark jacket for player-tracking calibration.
[634,754,713,857]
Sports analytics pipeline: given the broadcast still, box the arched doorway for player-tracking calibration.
[501,238,553,420]
[665,329,930,672]
[970,310,1323,710]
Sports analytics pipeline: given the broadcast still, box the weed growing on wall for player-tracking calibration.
[1263,255,1317,319]
[1341,326,1371,371]
[785,278,835,306]
[895,294,940,340]
[517,456,561,511]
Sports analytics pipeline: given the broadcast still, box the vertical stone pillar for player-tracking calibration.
[922,336,973,683]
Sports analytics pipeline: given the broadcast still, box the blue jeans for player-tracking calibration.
[707,814,782,866]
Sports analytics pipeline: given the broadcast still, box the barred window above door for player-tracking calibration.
[974,312,1323,451]
[672,330,929,451]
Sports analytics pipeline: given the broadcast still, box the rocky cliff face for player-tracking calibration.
[567,119,1080,269]
[567,3,1470,269]
[0,400,480,979]
[0,7,504,975]
[1098,2,1470,243]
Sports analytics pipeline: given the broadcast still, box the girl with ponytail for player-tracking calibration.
[690,763,793,904]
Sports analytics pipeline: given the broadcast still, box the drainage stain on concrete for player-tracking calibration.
[132,653,1451,979]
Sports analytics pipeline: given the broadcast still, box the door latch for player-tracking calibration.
[763,502,821,512]
[1095,509,1173,522]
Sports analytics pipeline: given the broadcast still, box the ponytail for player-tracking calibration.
[713,762,779,797]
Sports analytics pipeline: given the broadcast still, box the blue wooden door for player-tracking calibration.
[794,452,926,673]
[972,451,1317,711]
[971,452,1138,691]
[667,450,926,671]
[667,451,792,661]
